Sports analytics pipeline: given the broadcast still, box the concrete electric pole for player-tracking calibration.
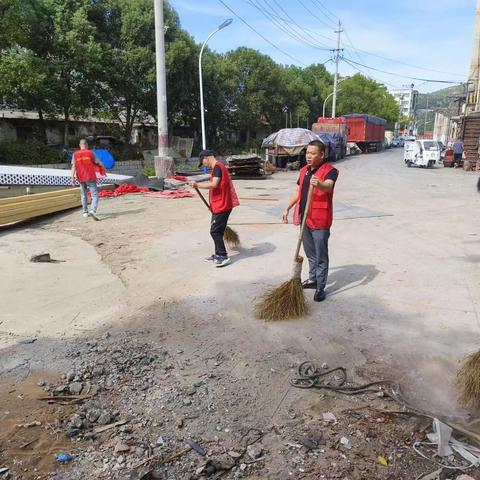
[331,20,343,118]
[153,0,173,178]
[470,0,480,111]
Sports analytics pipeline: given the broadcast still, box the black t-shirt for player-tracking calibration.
[213,165,222,179]
[298,165,338,216]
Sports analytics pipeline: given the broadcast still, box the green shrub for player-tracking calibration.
[143,166,155,177]
[0,142,65,165]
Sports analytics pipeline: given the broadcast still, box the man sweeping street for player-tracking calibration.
[282,140,338,302]
[190,150,239,267]
[71,139,105,221]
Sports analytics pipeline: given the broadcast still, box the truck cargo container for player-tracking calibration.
[342,114,386,152]
[312,117,347,159]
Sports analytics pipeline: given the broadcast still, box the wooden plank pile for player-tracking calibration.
[461,112,480,171]
[226,154,264,178]
[0,188,81,227]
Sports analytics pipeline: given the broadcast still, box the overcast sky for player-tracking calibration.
[169,0,475,94]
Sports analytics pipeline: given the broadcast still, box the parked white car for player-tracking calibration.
[404,140,440,168]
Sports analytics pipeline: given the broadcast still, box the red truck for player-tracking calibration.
[343,114,386,152]
[314,114,387,153]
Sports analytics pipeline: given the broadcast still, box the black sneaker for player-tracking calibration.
[204,254,217,262]
[302,279,317,289]
[214,256,231,268]
[314,289,326,302]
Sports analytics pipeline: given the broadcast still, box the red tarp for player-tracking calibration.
[143,189,194,199]
[98,184,149,198]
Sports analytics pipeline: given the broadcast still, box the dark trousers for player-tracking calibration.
[302,227,330,291]
[210,210,231,257]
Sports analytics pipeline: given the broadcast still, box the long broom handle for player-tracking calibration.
[194,186,212,211]
[293,184,314,261]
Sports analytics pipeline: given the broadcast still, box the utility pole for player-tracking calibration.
[153,0,173,178]
[331,20,343,118]
[423,95,429,137]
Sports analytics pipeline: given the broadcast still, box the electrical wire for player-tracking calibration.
[303,0,467,79]
[245,0,333,51]
[309,0,339,25]
[342,51,402,89]
[342,45,467,79]
[343,57,464,84]
[295,0,337,29]
[268,0,336,45]
[216,0,308,66]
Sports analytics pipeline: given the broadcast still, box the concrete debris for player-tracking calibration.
[17,337,37,345]
[322,412,337,424]
[16,421,41,428]
[246,444,263,460]
[30,252,52,262]
[340,436,352,449]
[114,442,130,454]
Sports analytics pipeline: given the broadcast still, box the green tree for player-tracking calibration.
[0,49,52,143]
[93,0,157,153]
[222,48,285,143]
[336,74,400,128]
[0,0,103,146]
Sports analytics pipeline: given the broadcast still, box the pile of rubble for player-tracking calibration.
[2,333,480,480]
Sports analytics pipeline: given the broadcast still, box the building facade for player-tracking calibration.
[390,87,419,118]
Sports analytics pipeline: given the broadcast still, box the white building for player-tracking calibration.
[391,88,419,118]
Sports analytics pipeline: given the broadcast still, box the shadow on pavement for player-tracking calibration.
[326,264,380,296]
[232,242,276,260]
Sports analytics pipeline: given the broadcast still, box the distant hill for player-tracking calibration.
[416,85,464,113]
[415,85,465,134]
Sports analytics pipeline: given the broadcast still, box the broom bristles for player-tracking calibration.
[255,277,308,321]
[456,350,480,409]
[224,226,240,247]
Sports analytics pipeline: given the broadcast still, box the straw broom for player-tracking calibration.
[456,350,480,410]
[256,185,314,321]
[193,186,240,248]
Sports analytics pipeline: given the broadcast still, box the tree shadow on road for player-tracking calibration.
[326,264,380,296]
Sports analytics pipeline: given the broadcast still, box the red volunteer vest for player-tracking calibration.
[294,162,337,229]
[209,161,240,214]
[73,149,97,183]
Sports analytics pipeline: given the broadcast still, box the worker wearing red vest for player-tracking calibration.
[282,140,338,302]
[71,139,105,221]
[190,150,239,267]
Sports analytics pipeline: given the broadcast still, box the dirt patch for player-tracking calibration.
[1,320,479,480]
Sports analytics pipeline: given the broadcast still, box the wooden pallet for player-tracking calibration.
[461,112,480,170]
[0,188,81,227]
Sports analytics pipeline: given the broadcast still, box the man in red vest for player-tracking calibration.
[190,150,239,267]
[282,140,338,302]
[71,139,105,221]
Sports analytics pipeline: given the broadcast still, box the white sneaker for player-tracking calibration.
[82,212,88,218]
[89,211,100,221]
[214,256,231,268]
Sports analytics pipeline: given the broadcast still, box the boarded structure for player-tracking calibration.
[460,112,480,170]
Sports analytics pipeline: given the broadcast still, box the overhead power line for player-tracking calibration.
[216,0,308,66]
[245,0,333,51]
[342,57,463,84]
[268,0,336,46]
[342,50,401,89]
[309,0,338,25]
[342,44,467,79]
[296,0,337,30]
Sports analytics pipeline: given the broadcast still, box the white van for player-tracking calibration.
[404,140,440,168]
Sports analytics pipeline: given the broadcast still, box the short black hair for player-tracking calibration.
[307,140,326,153]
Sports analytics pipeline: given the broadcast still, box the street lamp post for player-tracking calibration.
[323,89,341,118]
[199,19,233,150]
